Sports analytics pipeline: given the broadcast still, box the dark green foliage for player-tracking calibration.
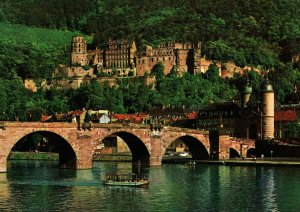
[285,121,300,138]
[0,79,31,121]
[205,64,220,82]
[0,23,85,80]
[0,0,300,118]
[1,0,300,67]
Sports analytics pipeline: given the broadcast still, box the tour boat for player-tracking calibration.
[102,174,150,187]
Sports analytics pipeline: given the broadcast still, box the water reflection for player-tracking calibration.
[0,160,299,211]
[0,173,10,210]
[260,168,279,211]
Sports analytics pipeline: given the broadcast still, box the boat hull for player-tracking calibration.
[103,181,150,187]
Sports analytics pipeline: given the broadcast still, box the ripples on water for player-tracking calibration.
[0,160,300,211]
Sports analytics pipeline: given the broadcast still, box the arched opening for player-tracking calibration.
[164,136,209,161]
[9,131,76,169]
[94,131,150,167]
[229,148,240,158]
[246,148,256,158]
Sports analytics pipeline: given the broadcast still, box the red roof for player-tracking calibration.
[41,115,51,122]
[188,111,199,119]
[112,114,126,120]
[68,110,84,116]
[111,113,148,123]
[275,110,297,122]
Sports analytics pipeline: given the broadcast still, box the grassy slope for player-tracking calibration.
[0,22,90,46]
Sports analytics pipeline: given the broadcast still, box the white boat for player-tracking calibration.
[102,174,150,187]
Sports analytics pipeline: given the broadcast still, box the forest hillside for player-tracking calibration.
[0,0,299,120]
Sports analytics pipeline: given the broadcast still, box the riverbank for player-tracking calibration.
[8,152,300,167]
[93,153,132,162]
[8,152,59,160]
[163,157,300,167]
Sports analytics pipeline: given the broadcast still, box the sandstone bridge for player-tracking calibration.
[0,122,255,172]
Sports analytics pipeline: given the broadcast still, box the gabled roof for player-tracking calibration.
[275,110,297,122]
[41,115,52,122]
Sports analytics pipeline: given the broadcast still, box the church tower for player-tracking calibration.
[71,36,88,66]
[262,78,274,139]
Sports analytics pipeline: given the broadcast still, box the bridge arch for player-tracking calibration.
[246,148,256,158]
[164,135,210,160]
[96,130,151,166]
[229,148,240,158]
[7,130,77,169]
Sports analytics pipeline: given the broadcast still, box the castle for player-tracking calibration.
[67,36,204,77]
[61,36,260,77]
[24,36,261,91]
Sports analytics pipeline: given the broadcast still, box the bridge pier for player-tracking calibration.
[150,156,162,166]
[76,159,93,169]
[0,155,7,173]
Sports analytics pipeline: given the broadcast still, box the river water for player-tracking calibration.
[0,160,299,211]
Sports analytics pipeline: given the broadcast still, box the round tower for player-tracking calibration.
[241,80,252,108]
[262,78,274,139]
[71,36,88,66]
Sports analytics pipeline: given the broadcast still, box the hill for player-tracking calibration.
[0,23,89,79]
[2,0,300,67]
[0,1,299,120]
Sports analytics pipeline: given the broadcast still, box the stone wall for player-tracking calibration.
[218,135,255,159]
[0,122,254,172]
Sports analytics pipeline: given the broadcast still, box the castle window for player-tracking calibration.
[151,58,154,62]
[79,49,81,53]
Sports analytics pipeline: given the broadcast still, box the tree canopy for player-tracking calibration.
[0,0,299,120]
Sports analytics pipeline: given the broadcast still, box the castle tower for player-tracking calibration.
[130,40,137,68]
[71,36,88,66]
[193,42,202,75]
[241,80,252,108]
[262,78,274,139]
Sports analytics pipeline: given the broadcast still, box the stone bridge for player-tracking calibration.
[0,122,255,172]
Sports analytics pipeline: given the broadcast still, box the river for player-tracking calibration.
[0,160,299,211]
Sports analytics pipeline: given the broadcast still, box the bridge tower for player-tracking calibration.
[262,78,274,140]
[71,36,88,66]
[241,79,252,108]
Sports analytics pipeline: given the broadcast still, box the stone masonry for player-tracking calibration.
[0,122,255,172]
